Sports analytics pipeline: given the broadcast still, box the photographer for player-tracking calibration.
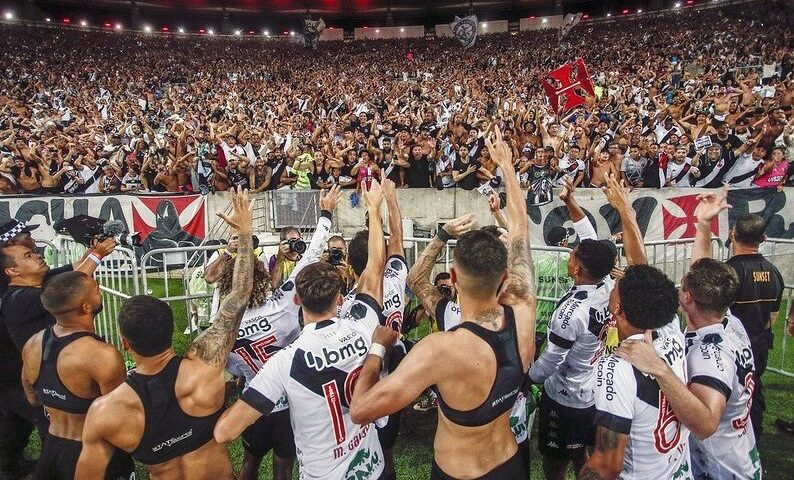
[324,235,354,294]
[268,226,303,291]
[0,219,115,478]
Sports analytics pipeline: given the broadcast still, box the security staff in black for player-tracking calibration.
[76,187,255,480]
[726,214,785,443]
[350,148,537,480]
[20,271,133,480]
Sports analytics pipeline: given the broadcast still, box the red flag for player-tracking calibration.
[541,58,595,113]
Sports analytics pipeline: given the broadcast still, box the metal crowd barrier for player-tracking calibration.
[55,238,139,356]
[768,284,794,379]
[615,237,725,286]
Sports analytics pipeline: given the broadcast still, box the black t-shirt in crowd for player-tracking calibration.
[726,253,784,343]
[0,264,73,386]
[453,158,479,190]
[405,155,432,188]
[709,133,743,153]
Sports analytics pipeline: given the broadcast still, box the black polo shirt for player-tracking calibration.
[0,265,72,386]
[726,253,784,343]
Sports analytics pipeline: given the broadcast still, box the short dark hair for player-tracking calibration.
[328,235,346,246]
[682,259,739,316]
[280,226,300,241]
[348,230,369,276]
[118,295,174,356]
[296,262,342,315]
[618,265,678,329]
[576,239,616,281]
[733,214,766,246]
[434,272,451,285]
[41,271,92,315]
[480,225,502,239]
[452,230,507,297]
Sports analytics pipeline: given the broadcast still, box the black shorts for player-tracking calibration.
[430,450,526,480]
[537,391,596,460]
[35,435,134,480]
[241,409,296,459]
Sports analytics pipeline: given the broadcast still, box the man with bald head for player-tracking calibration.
[21,271,133,479]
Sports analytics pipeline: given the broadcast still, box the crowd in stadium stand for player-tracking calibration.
[0,3,791,196]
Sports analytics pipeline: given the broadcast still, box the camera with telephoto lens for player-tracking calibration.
[287,238,307,254]
[437,284,453,299]
[328,248,345,266]
[54,215,142,248]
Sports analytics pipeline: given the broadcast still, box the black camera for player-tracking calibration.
[287,238,307,254]
[328,248,345,266]
[437,284,453,299]
[54,215,141,248]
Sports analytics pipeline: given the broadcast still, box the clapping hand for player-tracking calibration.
[319,184,342,212]
[601,173,631,211]
[695,183,730,224]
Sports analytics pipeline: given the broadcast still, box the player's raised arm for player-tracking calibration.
[187,186,254,368]
[485,126,535,308]
[357,179,385,302]
[382,172,404,258]
[690,184,730,266]
[406,214,475,319]
[559,175,597,240]
[601,173,647,266]
[284,185,342,282]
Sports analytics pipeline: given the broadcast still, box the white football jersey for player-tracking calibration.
[243,294,385,480]
[528,216,616,408]
[723,152,763,188]
[685,314,761,480]
[227,214,333,412]
[433,298,529,444]
[339,255,408,332]
[593,321,692,480]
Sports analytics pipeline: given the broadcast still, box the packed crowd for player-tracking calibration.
[0,3,792,197]
[1,126,789,480]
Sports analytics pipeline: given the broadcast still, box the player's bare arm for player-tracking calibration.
[579,426,628,480]
[690,184,730,265]
[357,179,385,300]
[382,172,404,258]
[351,325,442,424]
[601,173,647,266]
[214,398,264,444]
[406,214,475,315]
[617,331,726,439]
[187,186,254,367]
[485,127,535,308]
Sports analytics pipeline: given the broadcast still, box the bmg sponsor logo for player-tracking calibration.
[305,337,368,371]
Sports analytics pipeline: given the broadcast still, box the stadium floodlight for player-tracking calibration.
[4,11,14,20]
[482,22,488,28]
[80,20,88,27]
[606,13,612,17]
[263,29,269,36]
[290,31,295,36]
[208,28,215,35]
[178,27,185,33]
[542,18,548,23]
[115,23,122,30]
[143,25,152,33]
[638,9,643,13]
[234,29,241,36]
[45,17,51,22]
[400,27,405,32]
[674,2,681,7]
[375,29,380,33]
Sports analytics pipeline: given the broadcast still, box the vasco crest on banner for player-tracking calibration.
[450,15,478,49]
[303,18,326,50]
[541,58,595,113]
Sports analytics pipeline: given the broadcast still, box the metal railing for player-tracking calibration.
[615,237,725,286]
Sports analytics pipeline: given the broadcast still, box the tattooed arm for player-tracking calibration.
[485,127,535,307]
[579,427,628,480]
[406,214,476,319]
[187,187,254,368]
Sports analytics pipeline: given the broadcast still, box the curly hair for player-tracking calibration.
[217,256,272,308]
